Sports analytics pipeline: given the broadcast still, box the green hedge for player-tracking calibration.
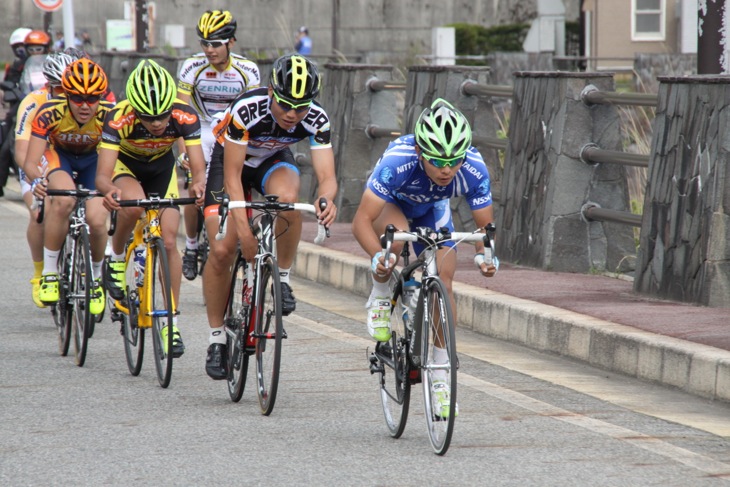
[450,23,530,56]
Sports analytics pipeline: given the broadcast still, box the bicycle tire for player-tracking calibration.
[54,239,73,356]
[255,255,283,415]
[121,253,144,376]
[71,226,93,367]
[149,239,175,388]
[198,225,209,275]
[226,252,250,402]
[420,277,457,455]
[377,273,411,438]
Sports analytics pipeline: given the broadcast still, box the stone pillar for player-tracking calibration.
[497,72,635,273]
[300,64,398,222]
[404,65,498,230]
[634,76,730,307]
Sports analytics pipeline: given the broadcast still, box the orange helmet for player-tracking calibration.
[62,59,108,96]
[24,30,51,47]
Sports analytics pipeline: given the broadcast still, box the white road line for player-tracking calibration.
[286,312,730,478]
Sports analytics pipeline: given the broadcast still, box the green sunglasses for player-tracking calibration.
[272,91,312,113]
[421,153,465,168]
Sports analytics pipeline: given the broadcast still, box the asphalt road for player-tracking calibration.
[1,192,729,486]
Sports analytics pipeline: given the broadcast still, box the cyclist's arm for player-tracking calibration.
[22,134,46,182]
[175,91,192,161]
[309,146,338,225]
[185,142,206,202]
[96,146,122,210]
[471,205,497,277]
[223,140,256,259]
[14,139,29,175]
[352,188,389,259]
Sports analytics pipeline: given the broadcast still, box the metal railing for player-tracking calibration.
[461,79,514,98]
[580,144,649,168]
[580,84,658,107]
[581,203,642,227]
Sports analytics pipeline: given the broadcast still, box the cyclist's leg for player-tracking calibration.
[38,150,76,303]
[202,146,240,378]
[105,163,144,300]
[20,168,45,306]
[362,202,410,341]
[258,150,300,314]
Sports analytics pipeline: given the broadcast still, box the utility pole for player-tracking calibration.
[135,0,149,53]
[698,0,727,74]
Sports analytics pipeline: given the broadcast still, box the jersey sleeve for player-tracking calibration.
[171,102,202,147]
[176,58,197,95]
[366,159,398,205]
[462,149,493,210]
[14,91,44,142]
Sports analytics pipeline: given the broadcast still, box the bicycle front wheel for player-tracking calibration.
[255,255,283,415]
[420,277,457,455]
[226,252,250,402]
[149,239,175,388]
[71,227,93,367]
[377,273,411,438]
[54,240,72,356]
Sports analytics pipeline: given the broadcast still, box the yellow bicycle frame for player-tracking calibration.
[113,208,177,328]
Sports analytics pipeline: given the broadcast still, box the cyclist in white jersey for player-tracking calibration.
[177,10,261,281]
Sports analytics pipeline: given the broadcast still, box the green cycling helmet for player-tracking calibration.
[414,98,472,159]
[125,59,176,115]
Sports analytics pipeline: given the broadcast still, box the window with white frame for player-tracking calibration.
[632,0,665,41]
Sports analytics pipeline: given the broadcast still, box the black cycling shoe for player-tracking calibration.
[281,282,296,316]
[182,248,198,281]
[206,343,228,380]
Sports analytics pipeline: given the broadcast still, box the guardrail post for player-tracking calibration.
[404,65,499,230]
[634,75,730,307]
[497,72,635,273]
[308,63,398,221]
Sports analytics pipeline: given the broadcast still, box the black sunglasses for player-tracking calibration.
[136,110,172,123]
[68,94,101,106]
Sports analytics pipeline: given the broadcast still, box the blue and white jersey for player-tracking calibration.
[366,135,492,218]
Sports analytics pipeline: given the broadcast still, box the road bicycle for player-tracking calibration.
[37,187,103,367]
[217,194,328,415]
[108,194,197,388]
[368,223,496,455]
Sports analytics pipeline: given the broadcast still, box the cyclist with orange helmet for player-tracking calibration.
[19,30,52,95]
[24,58,114,314]
[4,27,32,85]
[96,59,206,358]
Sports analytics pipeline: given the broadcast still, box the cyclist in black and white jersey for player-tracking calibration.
[176,10,261,281]
[201,54,338,380]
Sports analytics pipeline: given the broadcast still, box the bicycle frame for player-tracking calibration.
[109,195,198,327]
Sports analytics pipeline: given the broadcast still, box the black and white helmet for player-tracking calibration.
[43,52,76,86]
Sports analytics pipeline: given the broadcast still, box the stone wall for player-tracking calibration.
[497,72,635,273]
[633,53,697,93]
[634,76,730,307]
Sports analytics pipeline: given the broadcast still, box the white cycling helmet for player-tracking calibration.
[10,28,32,46]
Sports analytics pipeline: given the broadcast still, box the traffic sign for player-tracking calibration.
[32,0,63,12]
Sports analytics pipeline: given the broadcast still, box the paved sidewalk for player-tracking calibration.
[297,219,730,404]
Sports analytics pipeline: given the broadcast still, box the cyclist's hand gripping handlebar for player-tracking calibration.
[313,197,330,245]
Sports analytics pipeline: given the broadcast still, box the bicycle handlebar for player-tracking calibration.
[108,195,198,236]
[381,223,497,264]
[35,188,102,224]
[216,194,330,245]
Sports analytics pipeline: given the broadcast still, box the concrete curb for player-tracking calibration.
[293,241,730,403]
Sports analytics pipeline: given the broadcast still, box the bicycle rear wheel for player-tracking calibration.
[71,227,93,367]
[121,251,144,376]
[377,274,411,438]
[226,253,250,402]
[54,240,72,356]
[149,239,175,388]
[421,277,457,455]
[255,255,283,415]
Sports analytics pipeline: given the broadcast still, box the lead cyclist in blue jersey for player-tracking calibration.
[351,98,498,415]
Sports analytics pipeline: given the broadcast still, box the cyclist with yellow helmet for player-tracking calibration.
[24,58,114,314]
[201,54,338,380]
[177,9,260,281]
[351,98,498,417]
[96,59,206,358]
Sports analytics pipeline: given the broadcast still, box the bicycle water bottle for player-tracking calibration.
[133,245,146,288]
[401,278,421,331]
